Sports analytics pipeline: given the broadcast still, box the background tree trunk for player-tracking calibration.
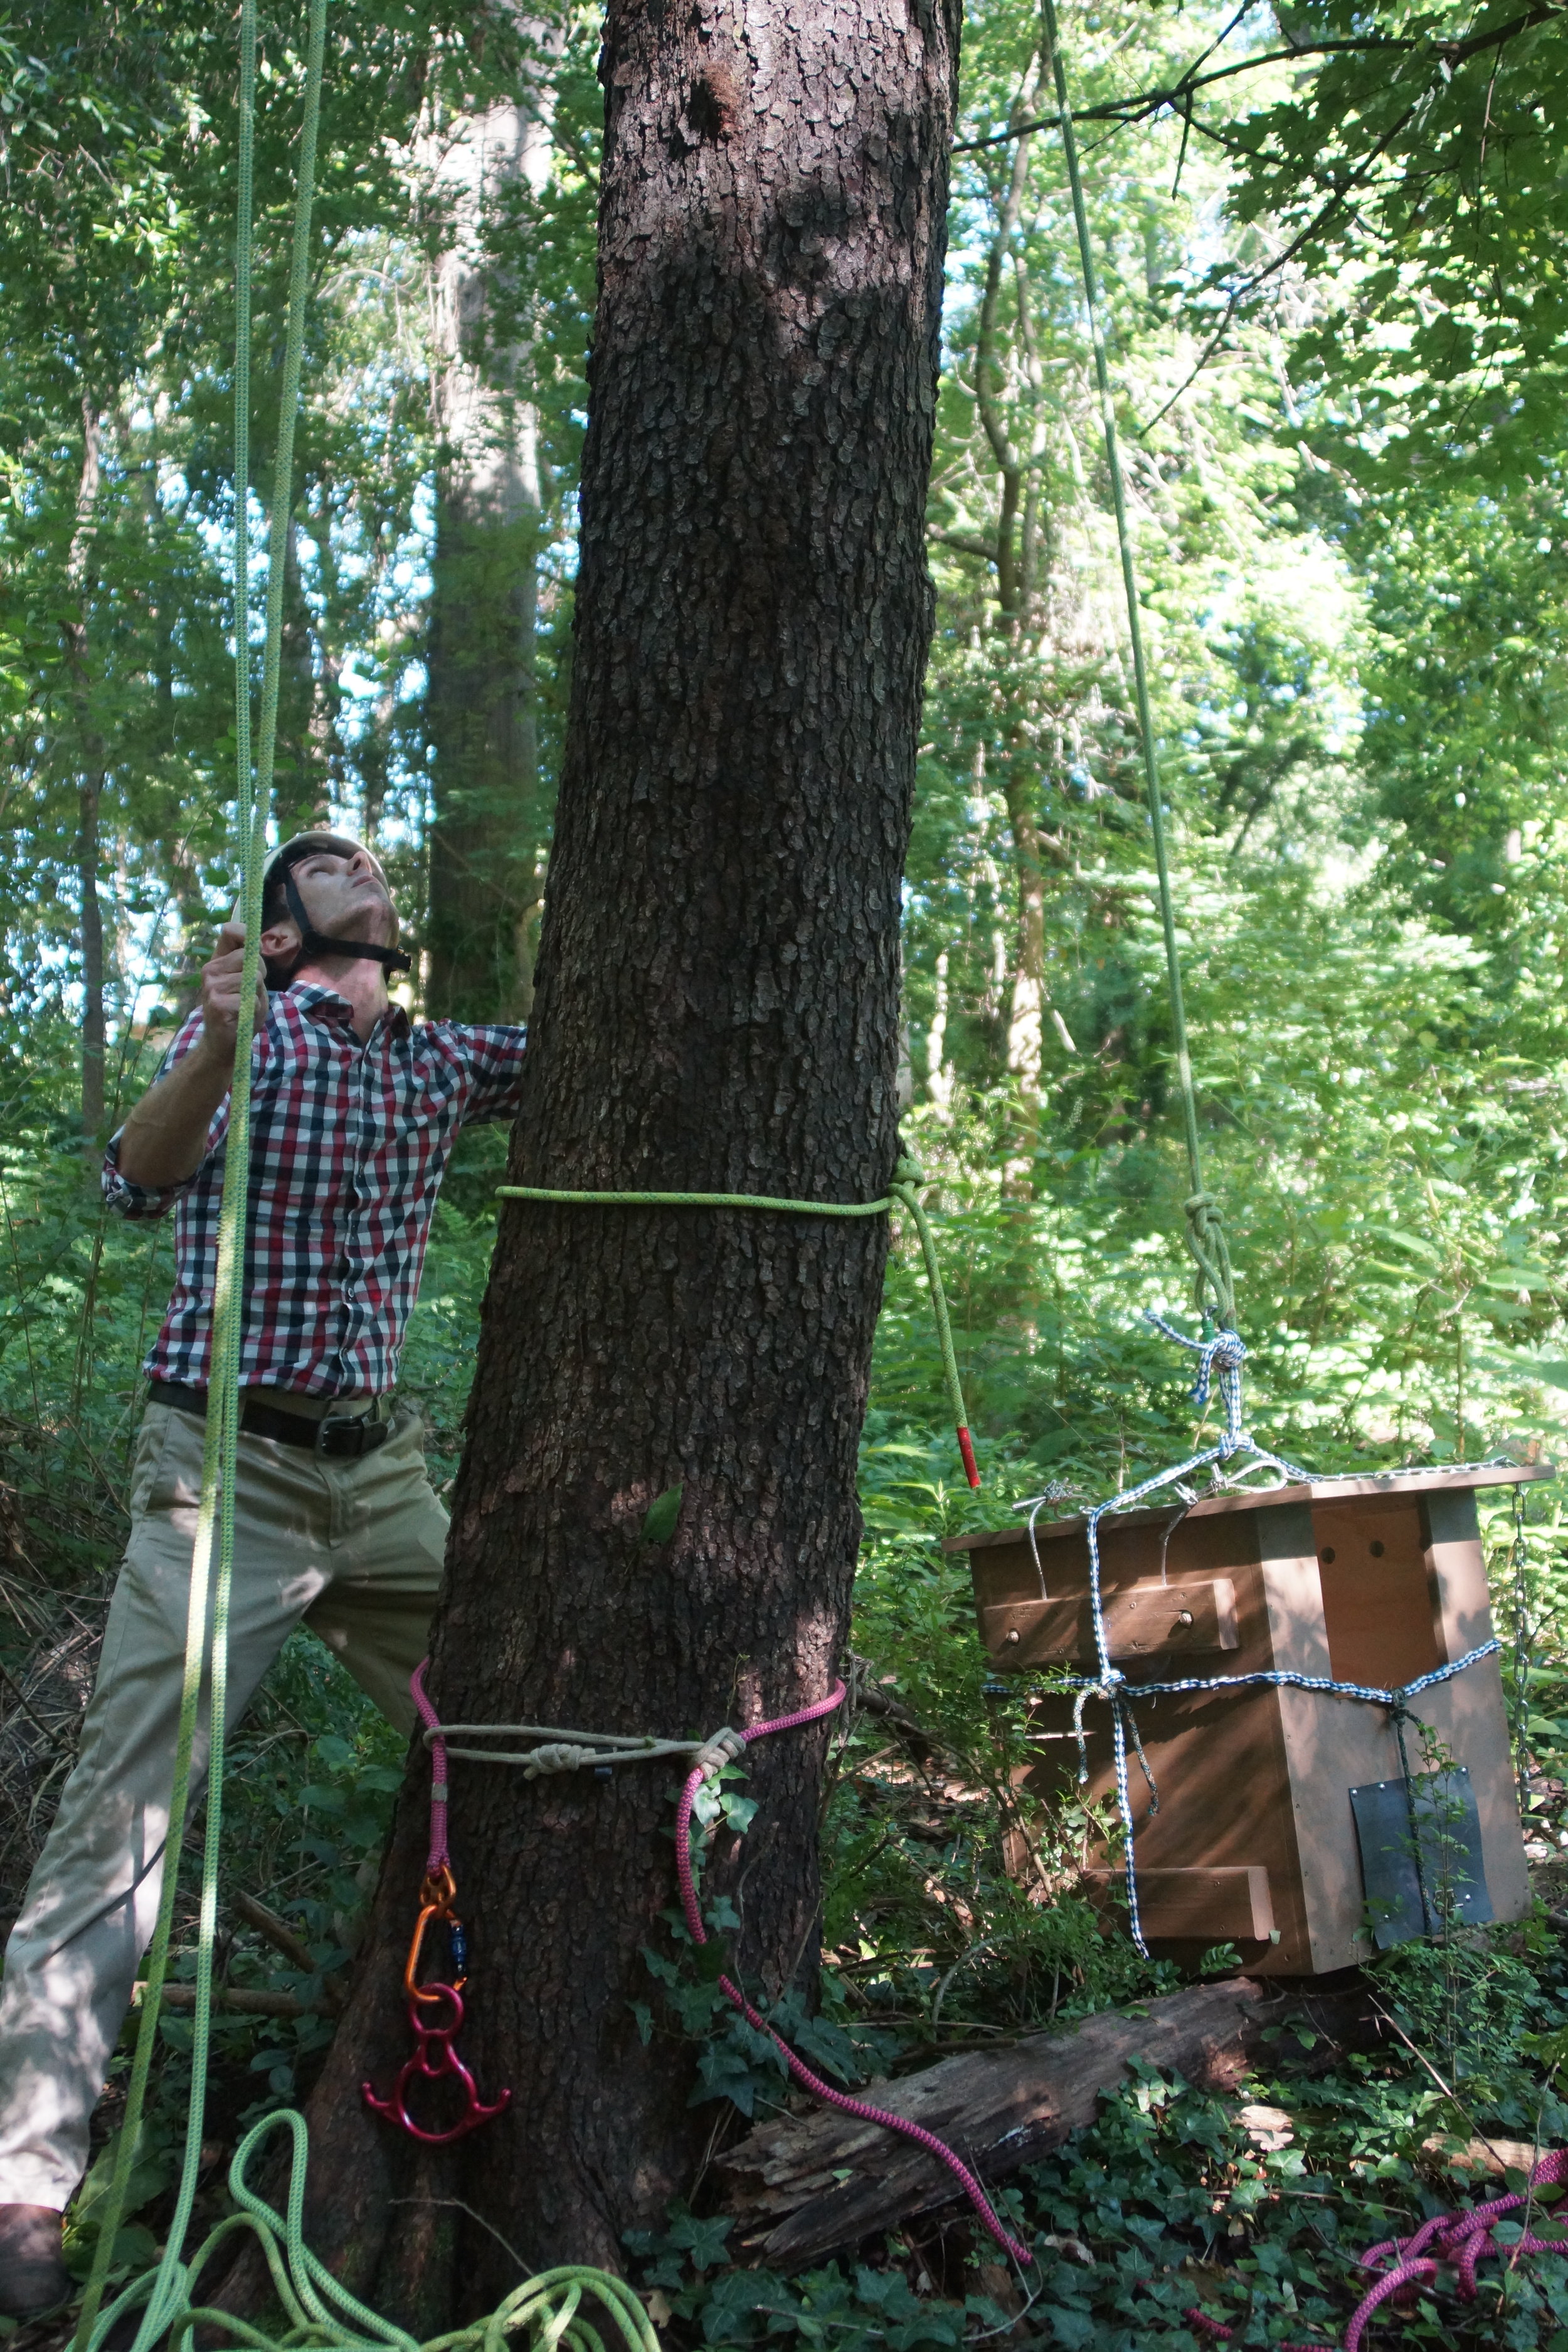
[77,774,106,1140]
[275,516,330,837]
[63,400,106,1144]
[423,25,559,1022]
[291,0,960,2320]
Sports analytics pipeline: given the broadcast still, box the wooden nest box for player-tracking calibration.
[945,1465,1550,1975]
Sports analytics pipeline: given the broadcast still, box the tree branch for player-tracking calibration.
[955,42,1404,153]
[135,1981,334,2020]
[928,527,999,566]
[232,1889,317,1976]
[1135,90,1428,436]
[951,4,1567,155]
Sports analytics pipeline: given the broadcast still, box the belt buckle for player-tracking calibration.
[315,1411,367,1459]
[315,1401,389,1459]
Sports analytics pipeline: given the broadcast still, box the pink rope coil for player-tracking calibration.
[1189,2144,1568,2352]
[675,1680,1032,2267]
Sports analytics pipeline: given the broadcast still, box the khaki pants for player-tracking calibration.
[0,1399,445,2208]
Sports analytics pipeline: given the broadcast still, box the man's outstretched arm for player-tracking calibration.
[114,924,268,1190]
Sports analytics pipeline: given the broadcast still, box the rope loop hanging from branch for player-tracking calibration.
[1182,1190,1237,1330]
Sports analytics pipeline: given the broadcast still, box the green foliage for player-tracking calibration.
[623,2206,1017,2352]
[1211,2,1568,489]
[641,1485,686,1547]
[0,0,593,1038]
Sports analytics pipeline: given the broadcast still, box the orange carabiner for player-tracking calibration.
[404,1868,465,2004]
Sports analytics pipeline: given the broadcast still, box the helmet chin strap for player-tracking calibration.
[280,866,412,980]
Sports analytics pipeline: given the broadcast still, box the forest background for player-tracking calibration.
[4,2,1568,2347]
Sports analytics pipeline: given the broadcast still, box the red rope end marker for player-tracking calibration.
[957,1426,980,1488]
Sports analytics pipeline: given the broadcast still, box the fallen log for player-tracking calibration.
[718,1975,1269,2267]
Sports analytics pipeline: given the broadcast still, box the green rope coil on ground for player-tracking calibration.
[497,1152,982,1487]
[92,2113,655,2352]
[71,9,655,2349]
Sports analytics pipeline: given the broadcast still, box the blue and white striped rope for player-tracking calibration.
[1012,1314,1503,1957]
[1142,1310,1250,1446]
[1061,1643,1502,1956]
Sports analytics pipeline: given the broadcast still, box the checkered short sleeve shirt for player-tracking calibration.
[103,983,527,1395]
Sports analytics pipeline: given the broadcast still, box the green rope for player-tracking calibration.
[1037,0,1236,1334]
[232,0,254,848]
[499,1190,889,1216]
[72,11,652,2349]
[86,2113,655,2352]
[72,6,321,2340]
[251,0,327,836]
[497,1153,981,1485]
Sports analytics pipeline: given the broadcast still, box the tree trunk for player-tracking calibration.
[423,33,558,1022]
[77,773,107,1140]
[290,0,960,2321]
[275,516,329,837]
[1004,768,1046,1096]
[63,400,107,1143]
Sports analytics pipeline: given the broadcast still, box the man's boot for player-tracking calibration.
[0,2203,70,2318]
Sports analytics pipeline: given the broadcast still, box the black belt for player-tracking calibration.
[149,1378,395,1459]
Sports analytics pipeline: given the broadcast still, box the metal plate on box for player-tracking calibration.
[1349,1766,1493,1950]
[978,1579,1238,1670]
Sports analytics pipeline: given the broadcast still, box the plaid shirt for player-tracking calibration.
[103,983,526,1395]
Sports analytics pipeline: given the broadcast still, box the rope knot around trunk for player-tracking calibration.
[691,1727,748,1780]
[521,1741,619,1781]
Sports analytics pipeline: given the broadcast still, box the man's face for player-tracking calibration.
[264,847,399,962]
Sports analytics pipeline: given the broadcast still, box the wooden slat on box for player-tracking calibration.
[1084,1863,1275,1942]
[978,1577,1238,1668]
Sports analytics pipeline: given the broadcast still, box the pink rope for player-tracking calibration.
[1189,2145,1568,2351]
[676,1680,1032,2267]
[413,1665,1028,2265]
[411,1658,449,1874]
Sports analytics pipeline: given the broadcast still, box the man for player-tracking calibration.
[0,834,526,2316]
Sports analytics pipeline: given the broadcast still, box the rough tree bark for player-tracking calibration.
[288,0,960,2322]
[423,22,558,1022]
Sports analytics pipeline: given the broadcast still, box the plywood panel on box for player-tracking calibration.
[1083,1865,1275,1942]
[1021,1678,1310,1966]
[970,1507,1259,1626]
[1254,1500,1385,1971]
[1008,1502,1316,1969]
[1311,1494,1443,1690]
